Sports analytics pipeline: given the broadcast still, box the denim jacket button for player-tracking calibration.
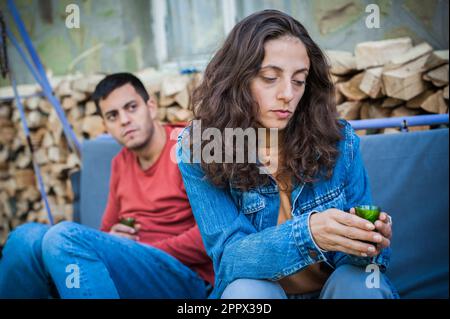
[308,249,318,260]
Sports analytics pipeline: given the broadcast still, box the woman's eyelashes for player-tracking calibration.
[260,75,305,86]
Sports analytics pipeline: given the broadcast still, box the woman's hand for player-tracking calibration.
[349,208,392,253]
[309,208,389,257]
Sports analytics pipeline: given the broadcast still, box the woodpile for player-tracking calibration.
[0,70,201,245]
[326,37,449,135]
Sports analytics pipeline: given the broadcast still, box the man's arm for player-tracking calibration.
[100,159,120,232]
[151,225,210,266]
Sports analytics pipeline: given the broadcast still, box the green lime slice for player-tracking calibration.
[120,217,136,228]
[355,205,380,223]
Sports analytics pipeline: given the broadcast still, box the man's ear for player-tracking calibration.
[147,96,158,120]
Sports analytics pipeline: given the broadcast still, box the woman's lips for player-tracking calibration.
[271,110,292,119]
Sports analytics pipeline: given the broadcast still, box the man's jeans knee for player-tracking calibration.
[0,222,52,298]
[221,279,287,299]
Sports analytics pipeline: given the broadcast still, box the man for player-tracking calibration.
[0,73,213,298]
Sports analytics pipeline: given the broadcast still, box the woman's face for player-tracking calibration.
[250,35,310,130]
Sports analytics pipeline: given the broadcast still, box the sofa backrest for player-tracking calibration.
[77,128,449,298]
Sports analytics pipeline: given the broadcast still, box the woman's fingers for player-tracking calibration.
[336,222,383,244]
[375,212,392,239]
[334,210,375,231]
[330,234,378,257]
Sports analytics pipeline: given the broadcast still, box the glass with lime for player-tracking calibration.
[355,205,380,245]
[119,217,136,228]
[355,205,381,223]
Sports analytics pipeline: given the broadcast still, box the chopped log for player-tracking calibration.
[384,42,433,70]
[166,107,193,123]
[336,101,361,120]
[423,64,449,87]
[334,89,345,105]
[325,50,357,75]
[62,97,77,111]
[38,99,53,114]
[71,74,104,94]
[27,111,47,129]
[382,54,429,100]
[161,75,189,97]
[443,86,449,100]
[34,148,48,165]
[0,125,16,145]
[41,131,54,148]
[15,169,35,190]
[48,110,63,144]
[0,104,12,118]
[85,101,98,116]
[336,73,368,101]
[382,128,401,134]
[159,94,176,108]
[66,153,81,169]
[48,146,68,163]
[382,97,404,108]
[157,107,167,122]
[359,67,384,98]
[25,96,41,110]
[21,186,40,202]
[70,90,88,102]
[16,151,32,169]
[421,90,447,114]
[68,105,84,123]
[355,37,412,70]
[30,128,47,149]
[331,74,349,84]
[175,88,190,109]
[391,106,421,118]
[81,115,105,138]
[360,101,391,119]
[406,90,435,109]
[408,125,431,132]
[424,50,449,70]
[55,80,73,96]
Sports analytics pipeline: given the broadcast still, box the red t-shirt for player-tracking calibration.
[100,124,214,285]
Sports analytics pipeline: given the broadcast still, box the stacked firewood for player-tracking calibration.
[0,70,201,245]
[326,37,448,134]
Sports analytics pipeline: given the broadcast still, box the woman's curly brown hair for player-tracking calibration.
[189,9,343,191]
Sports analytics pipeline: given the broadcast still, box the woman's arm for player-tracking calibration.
[176,130,326,282]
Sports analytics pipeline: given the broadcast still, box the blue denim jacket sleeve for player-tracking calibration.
[176,130,327,293]
[331,123,391,272]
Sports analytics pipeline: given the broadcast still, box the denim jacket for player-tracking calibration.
[176,121,391,299]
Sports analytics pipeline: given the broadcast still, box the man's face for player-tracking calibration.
[99,83,157,150]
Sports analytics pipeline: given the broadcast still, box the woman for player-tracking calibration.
[176,10,397,299]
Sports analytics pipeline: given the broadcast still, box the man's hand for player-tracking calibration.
[349,208,392,253]
[109,223,141,241]
[309,208,387,257]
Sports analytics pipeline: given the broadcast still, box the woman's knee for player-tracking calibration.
[221,279,287,299]
[320,264,397,299]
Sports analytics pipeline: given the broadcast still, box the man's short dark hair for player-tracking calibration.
[92,72,150,116]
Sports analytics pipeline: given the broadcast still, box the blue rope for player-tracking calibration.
[7,0,81,155]
[11,76,54,225]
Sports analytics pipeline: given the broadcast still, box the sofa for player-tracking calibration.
[71,128,449,299]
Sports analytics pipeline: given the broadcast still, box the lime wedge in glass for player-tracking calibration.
[355,205,380,223]
[120,217,136,228]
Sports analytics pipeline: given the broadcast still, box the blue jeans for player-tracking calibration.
[0,222,209,299]
[221,264,400,299]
